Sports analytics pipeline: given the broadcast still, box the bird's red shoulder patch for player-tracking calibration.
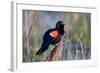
[50,30,58,38]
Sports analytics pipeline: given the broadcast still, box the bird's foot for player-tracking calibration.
[54,44,58,49]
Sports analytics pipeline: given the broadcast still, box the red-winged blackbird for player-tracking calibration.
[36,21,65,55]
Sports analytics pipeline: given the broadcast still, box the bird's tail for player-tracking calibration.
[36,49,42,55]
[36,42,50,55]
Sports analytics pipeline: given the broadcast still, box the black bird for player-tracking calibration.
[36,21,65,55]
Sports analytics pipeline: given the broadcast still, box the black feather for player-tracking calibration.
[36,21,65,55]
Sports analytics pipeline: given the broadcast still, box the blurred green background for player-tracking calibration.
[22,10,91,62]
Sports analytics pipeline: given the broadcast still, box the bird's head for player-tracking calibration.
[56,21,65,30]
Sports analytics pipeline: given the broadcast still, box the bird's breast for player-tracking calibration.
[51,32,64,45]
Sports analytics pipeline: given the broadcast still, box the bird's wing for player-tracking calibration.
[49,30,58,38]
